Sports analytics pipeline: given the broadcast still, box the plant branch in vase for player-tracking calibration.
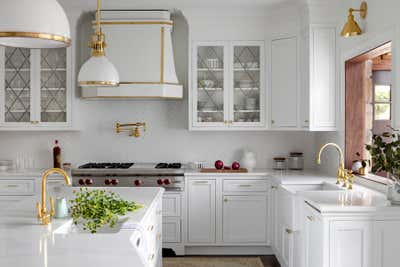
[366,129,400,204]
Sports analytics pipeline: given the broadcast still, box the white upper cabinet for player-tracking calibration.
[190,41,266,130]
[271,37,299,129]
[303,25,337,131]
[0,46,72,130]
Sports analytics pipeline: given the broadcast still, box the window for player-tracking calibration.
[373,84,391,120]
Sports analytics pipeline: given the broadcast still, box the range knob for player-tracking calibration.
[104,179,111,185]
[134,179,143,186]
[111,179,119,185]
[157,179,163,185]
[78,179,85,185]
[163,178,171,185]
[85,179,93,185]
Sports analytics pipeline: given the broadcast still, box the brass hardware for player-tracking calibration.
[79,81,118,86]
[224,198,228,202]
[36,168,71,225]
[271,185,278,189]
[115,122,146,138]
[271,120,275,124]
[194,181,209,184]
[341,1,368,37]
[304,119,309,123]
[160,27,165,83]
[149,254,155,261]
[94,21,173,26]
[156,234,162,240]
[4,184,18,188]
[285,228,294,234]
[0,32,71,46]
[307,216,314,221]
[228,120,233,124]
[239,184,252,187]
[30,120,39,124]
[347,170,354,190]
[148,225,154,231]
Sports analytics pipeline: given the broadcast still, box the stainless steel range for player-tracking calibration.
[71,162,185,191]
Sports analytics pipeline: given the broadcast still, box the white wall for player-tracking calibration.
[0,6,318,170]
[314,0,400,175]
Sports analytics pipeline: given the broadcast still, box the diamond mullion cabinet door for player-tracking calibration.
[270,37,299,130]
[37,47,71,127]
[0,46,35,127]
[191,41,229,130]
[230,41,266,129]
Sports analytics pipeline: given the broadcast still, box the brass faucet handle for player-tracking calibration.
[50,196,55,217]
[36,202,42,219]
[346,170,354,189]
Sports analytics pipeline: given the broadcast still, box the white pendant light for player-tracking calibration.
[0,0,71,48]
[78,0,119,87]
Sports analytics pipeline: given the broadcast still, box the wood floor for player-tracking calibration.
[260,256,281,267]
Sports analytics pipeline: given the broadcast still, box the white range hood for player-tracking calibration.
[81,10,183,99]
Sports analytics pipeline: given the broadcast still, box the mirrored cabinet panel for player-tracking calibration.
[191,41,265,130]
[0,46,71,129]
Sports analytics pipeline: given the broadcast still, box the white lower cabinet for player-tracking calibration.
[222,195,267,243]
[187,179,216,243]
[186,176,270,247]
[373,220,400,267]
[304,205,325,267]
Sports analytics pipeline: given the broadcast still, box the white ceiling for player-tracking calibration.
[59,0,302,10]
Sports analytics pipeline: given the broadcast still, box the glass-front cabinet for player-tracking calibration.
[191,41,265,130]
[0,46,71,129]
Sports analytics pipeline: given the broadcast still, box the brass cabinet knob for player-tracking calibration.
[286,228,294,234]
[30,121,39,124]
[224,198,228,202]
[307,216,314,221]
[271,120,275,124]
[304,119,309,123]
[271,185,278,189]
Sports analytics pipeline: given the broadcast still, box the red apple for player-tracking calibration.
[215,160,224,169]
[232,161,240,170]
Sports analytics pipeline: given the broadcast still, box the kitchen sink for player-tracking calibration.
[282,182,345,193]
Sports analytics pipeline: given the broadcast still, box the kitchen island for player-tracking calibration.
[0,187,163,267]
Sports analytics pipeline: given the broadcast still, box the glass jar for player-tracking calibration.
[273,157,287,170]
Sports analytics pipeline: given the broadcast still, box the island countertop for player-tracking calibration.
[0,187,164,267]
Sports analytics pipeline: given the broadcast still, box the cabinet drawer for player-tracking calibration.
[162,194,181,217]
[163,217,181,243]
[0,180,35,195]
[223,180,267,192]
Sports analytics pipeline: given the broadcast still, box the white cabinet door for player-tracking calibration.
[305,207,324,267]
[187,179,216,243]
[275,187,294,267]
[271,37,298,129]
[222,195,267,243]
[330,220,373,267]
[309,25,337,130]
[373,221,400,267]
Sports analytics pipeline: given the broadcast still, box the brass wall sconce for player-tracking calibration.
[341,1,367,37]
[115,122,146,138]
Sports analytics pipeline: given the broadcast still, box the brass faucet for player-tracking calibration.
[36,168,71,225]
[317,143,353,189]
[115,122,146,138]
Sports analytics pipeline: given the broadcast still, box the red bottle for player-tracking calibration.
[53,140,61,168]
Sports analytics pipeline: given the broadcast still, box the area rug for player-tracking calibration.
[163,256,265,267]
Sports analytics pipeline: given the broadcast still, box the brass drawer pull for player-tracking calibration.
[307,216,314,221]
[271,185,278,189]
[224,198,228,202]
[30,121,39,125]
[239,184,252,187]
[148,225,154,231]
[193,181,209,184]
[3,184,19,188]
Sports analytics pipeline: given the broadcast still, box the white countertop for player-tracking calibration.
[0,187,164,267]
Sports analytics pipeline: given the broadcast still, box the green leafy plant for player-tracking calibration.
[69,188,143,233]
[366,129,400,182]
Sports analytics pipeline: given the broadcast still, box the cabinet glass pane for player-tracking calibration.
[40,48,67,122]
[197,46,224,123]
[4,47,31,122]
[233,46,260,123]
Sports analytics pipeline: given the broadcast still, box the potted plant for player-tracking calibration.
[366,129,400,204]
